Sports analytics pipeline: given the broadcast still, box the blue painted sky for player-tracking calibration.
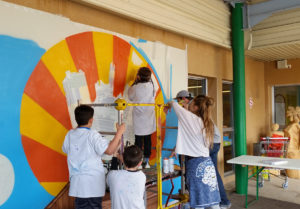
[0,35,53,209]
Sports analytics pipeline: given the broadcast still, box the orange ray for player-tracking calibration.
[113,36,131,97]
[66,32,99,102]
[24,60,72,130]
[22,135,69,182]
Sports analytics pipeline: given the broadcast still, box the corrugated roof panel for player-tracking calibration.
[246,42,300,61]
[252,23,300,47]
[246,7,300,61]
[76,0,300,61]
[254,8,300,30]
[76,0,231,48]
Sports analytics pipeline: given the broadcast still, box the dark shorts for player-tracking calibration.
[75,197,102,209]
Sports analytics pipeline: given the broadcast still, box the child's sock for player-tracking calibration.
[144,158,150,168]
[145,162,150,169]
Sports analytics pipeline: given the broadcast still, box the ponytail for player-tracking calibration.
[193,95,215,148]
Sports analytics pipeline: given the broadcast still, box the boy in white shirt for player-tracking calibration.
[62,105,125,209]
[107,145,146,209]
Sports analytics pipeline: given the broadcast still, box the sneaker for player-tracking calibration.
[220,203,231,209]
[145,162,150,169]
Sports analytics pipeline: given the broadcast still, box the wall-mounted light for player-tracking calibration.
[277,60,291,69]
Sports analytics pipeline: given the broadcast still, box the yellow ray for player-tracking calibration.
[149,91,166,166]
[126,47,148,86]
[40,182,67,196]
[41,40,77,94]
[156,91,166,123]
[93,32,113,84]
[20,94,68,155]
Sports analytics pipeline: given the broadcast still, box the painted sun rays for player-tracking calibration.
[20,31,165,196]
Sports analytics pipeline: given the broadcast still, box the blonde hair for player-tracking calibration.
[192,95,214,148]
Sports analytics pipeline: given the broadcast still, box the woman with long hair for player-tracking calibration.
[167,95,220,209]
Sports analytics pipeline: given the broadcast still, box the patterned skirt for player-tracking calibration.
[186,156,220,208]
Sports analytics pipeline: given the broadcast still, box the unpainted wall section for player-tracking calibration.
[245,57,266,154]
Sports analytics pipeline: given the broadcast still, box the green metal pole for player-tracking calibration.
[232,3,248,195]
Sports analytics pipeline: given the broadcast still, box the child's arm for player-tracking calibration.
[169,147,177,159]
[104,123,126,155]
[170,101,189,120]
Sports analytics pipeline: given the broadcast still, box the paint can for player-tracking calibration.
[169,158,174,173]
[163,158,169,173]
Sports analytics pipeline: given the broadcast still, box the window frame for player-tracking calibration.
[188,75,207,96]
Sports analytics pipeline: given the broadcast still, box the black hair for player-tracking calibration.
[137,67,152,83]
[176,93,193,102]
[178,96,193,101]
[74,105,94,126]
[187,94,194,101]
[123,145,143,168]
[186,92,194,100]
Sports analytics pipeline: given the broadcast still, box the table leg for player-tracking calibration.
[245,166,265,208]
[245,165,248,208]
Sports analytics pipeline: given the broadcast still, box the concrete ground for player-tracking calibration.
[225,175,300,209]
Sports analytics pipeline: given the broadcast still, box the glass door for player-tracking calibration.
[222,82,234,174]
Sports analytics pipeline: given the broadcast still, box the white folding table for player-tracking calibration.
[227,155,300,208]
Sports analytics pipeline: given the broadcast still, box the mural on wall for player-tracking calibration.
[20,31,166,197]
[0,1,187,208]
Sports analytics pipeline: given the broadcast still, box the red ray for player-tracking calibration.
[24,60,72,130]
[22,135,69,182]
[66,32,99,102]
[113,36,131,97]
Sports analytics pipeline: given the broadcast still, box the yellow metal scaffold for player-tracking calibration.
[86,98,188,209]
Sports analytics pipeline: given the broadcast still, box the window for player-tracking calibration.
[188,76,207,96]
[273,85,300,129]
